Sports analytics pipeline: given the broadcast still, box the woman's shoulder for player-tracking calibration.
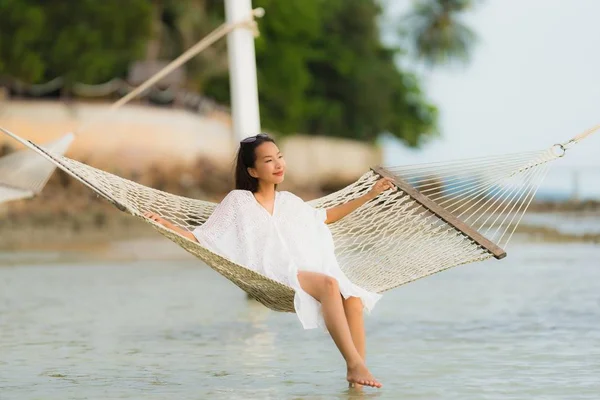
[278,190,305,203]
[228,189,250,196]
[221,189,250,203]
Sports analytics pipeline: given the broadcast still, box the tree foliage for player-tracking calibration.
[204,0,438,145]
[403,0,477,66]
[146,0,228,91]
[0,0,479,146]
[0,0,152,84]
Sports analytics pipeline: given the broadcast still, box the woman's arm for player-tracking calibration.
[324,177,395,224]
[144,212,199,242]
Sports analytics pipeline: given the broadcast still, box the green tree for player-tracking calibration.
[0,0,477,147]
[202,0,437,146]
[0,0,46,82]
[403,0,477,66]
[0,0,152,84]
[149,0,478,145]
[300,0,436,145]
[146,0,228,91]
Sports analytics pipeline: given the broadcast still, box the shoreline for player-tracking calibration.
[2,210,598,257]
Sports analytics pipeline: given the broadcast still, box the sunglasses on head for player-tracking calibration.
[240,133,269,144]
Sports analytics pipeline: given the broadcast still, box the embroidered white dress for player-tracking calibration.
[192,189,382,329]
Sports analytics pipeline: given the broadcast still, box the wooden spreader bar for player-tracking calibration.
[371,166,507,260]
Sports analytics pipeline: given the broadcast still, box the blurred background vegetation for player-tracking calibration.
[0,0,477,146]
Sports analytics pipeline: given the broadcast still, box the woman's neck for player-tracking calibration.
[255,182,276,198]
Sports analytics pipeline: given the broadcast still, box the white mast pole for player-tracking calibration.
[225,0,262,141]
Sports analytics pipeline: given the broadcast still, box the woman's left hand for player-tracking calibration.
[368,177,396,198]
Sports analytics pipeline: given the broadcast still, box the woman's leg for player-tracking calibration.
[343,297,366,360]
[343,297,367,389]
[297,271,381,388]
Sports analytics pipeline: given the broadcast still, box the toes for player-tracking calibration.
[348,376,382,389]
[366,380,381,388]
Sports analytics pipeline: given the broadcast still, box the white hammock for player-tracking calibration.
[0,133,74,203]
[1,126,593,312]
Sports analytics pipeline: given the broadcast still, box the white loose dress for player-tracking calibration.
[192,189,382,329]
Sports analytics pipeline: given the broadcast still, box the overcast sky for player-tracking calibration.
[381,0,600,198]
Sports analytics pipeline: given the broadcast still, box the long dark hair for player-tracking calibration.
[234,133,276,192]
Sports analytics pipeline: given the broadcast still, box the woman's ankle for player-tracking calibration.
[346,357,364,369]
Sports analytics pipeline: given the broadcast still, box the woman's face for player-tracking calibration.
[248,141,286,185]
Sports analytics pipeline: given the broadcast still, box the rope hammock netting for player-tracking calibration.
[0,133,74,202]
[0,125,596,312]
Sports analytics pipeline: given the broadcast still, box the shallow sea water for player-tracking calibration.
[1,242,599,399]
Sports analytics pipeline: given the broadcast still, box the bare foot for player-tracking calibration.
[347,362,382,388]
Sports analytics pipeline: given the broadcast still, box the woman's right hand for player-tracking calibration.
[144,211,166,226]
[143,211,196,242]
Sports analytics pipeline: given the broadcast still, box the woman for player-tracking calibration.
[145,133,394,388]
